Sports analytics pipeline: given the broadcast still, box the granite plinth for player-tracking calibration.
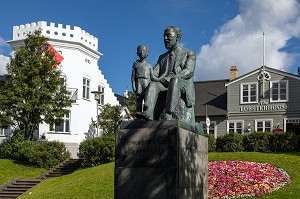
[114,120,208,199]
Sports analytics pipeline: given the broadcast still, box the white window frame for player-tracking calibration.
[200,121,217,138]
[49,112,71,133]
[270,80,288,102]
[0,128,4,136]
[59,73,67,87]
[82,77,90,100]
[227,120,244,134]
[97,85,105,105]
[240,82,258,104]
[255,119,273,132]
[284,118,300,132]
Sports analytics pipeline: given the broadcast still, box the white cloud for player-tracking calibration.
[0,36,10,75]
[195,0,300,81]
[0,37,7,46]
[0,55,9,75]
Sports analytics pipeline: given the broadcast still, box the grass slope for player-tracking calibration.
[20,162,114,199]
[19,152,300,199]
[0,159,45,186]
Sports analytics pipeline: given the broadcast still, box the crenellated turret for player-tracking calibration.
[12,21,98,51]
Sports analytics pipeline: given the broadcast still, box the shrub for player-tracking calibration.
[78,133,115,167]
[269,131,299,152]
[216,132,244,152]
[243,131,273,152]
[29,141,70,168]
[205,134,216,152]
[0,140,70,168]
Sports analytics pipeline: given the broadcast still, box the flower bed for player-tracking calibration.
[208,160,290,198]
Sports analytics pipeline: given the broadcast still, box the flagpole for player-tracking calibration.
[205,104,209,134]
[262,32,265,98]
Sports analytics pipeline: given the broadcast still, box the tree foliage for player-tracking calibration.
[98,104,122,134]
[124,91,136,118]
[0,30,72,140]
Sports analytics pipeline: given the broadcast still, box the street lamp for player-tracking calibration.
[91,90,104,137]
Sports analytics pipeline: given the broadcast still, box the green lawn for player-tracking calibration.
[15,152,300,199]
[0,159,45,186]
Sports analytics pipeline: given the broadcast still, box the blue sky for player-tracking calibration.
[1,0,300,95]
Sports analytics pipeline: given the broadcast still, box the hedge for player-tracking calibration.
[0,140,70,168]
[207,131,300,152]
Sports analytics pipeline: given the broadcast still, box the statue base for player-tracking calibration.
[114,120,208,199]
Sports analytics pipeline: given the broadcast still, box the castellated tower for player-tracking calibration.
[7,21,119,158]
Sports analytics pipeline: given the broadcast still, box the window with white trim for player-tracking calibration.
[50,112,70,133]
[228,121,243,133]
[255,119,272,132]
[241,83,258,104]
[270,80,288,102]
[200,121,217,138]
[0,129,4,136]
[97,85,105,105]
[59,73,67,87]
[83,77,90,99]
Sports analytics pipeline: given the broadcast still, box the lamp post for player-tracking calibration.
[91,90,103,137]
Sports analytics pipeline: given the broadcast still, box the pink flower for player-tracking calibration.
[208,160,290,198]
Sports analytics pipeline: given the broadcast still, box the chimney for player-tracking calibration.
[230,66,238,80]
[123,89,129,98]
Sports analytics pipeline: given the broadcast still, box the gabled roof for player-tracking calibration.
[0,75,5,82]
[114,93,126,107]
[194,79,228,117]
[225,66,300,87]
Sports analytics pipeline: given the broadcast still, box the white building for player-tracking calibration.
[7,21,120,157]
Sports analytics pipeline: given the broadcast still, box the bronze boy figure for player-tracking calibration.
[131,45,152,112]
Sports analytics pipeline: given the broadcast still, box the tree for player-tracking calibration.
[0,30,72,140]
[98,104,122,134]
[124,91,136,118]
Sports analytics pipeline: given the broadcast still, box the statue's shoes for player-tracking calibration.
[135,112,152,121]
[164,113,173,120]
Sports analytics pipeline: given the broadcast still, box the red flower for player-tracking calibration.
[208,160,290,198]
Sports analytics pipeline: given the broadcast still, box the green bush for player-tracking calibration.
[0,140,13,158]
[29,141,70,168]
[205,134,216,152]
[0,140,70,168]
[269,131,299,152]
[216,132,244,152]
[243,131,273,152]
[78,134,115,167]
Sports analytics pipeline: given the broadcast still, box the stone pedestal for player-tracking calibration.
[114,120,208,199]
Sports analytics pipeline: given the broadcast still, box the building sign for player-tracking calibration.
[240,104,288,112]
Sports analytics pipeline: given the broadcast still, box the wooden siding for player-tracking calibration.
[196,116,227,136]
[227,67,300,133]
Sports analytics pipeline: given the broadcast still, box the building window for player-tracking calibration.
[97,85,105,105]
[270,81,288,102]
[50,112,70,133]
[0,129,4,136]
[83,77,90,99]
[228,121,243,133]
[255,119,272,132]
[241,83,257,104]
[200,121,217,138]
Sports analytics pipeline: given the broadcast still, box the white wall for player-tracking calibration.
[8,21,120,157]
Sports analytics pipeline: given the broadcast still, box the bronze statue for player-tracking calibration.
[136,26,196,122]
[131,45,152,112]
